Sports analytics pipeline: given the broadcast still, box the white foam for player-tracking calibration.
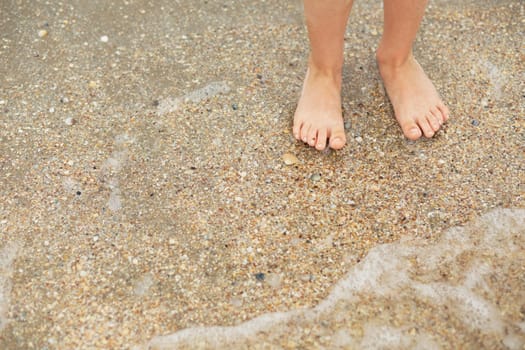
[102,134,133,212]
[142,209,525,349]
[331,329,355,348]
[518,322,525,333]
[183,81,230,103]
[107,190,122,211]
[463,261,492,292]
[133,273,154,296]
[148,310,302,349]
[104,151,127,173]
[503,334,525,350]
[428,283,504,333]
[62,177,80,193]
[0,242,19,332]
[360,324,410,349]
[157,81,231,116]
[479,59,506,99]
[359,324,441,350]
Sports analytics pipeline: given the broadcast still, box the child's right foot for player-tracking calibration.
[293,66,346,151]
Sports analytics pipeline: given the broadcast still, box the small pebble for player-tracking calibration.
[64,117,75,126]
[255,273,265,281]
[49,107,55,113]
[346,199,356,206]
[471,119,480,126]
[310,173,321,182]
[344,120,351,131]
[355,136,363,144]
[231,103,238,110]
[100,35,109,43]
[88,81,98,89]
[38,29,48,38]
[282,153,299,165]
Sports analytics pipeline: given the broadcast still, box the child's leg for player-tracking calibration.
[377,0,450,140]
[293,0,353,151]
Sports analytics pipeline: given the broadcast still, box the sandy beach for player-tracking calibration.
[0,0,523,348]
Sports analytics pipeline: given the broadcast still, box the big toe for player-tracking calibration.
[401,122,423,140]
[329,129,346,150]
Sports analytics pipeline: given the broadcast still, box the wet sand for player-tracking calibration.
[0,0,523,349]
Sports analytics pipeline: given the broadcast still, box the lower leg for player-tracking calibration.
[293,0,353,150]
[377,0,450,140]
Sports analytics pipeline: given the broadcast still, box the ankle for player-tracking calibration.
[375,49,413,69]
[308,54,342,75]
[307,62,343,89]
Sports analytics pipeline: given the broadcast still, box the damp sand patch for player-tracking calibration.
[143,208,525,349]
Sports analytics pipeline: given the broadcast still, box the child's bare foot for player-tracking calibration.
[293,65,346,151]
[377,54,450,140]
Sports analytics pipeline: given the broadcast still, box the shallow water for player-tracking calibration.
[145,208,525,349]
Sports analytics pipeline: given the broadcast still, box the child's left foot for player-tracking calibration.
[377,54,450,140]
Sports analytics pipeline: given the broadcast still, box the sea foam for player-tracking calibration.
[144,208,525,349]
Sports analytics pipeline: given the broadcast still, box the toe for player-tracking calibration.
[300,123,311,143]
[399,117,422,140]
[315,129,328,150]
[429,110,442,132]
[437,102,450,122]
[308,127,318,147]
[329,128,346,150]
[419,116,435,138]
